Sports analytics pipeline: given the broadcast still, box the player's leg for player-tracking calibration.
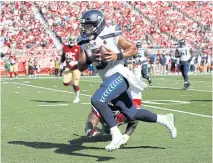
[112,91,177,139]
[141,64,152,86]
[85,107,101,137]
[183,62,190,89]
[9,65,14,81]
[63,68,72,86]
[72,69,81,103]
[14,64,18,79]
[91,73,130,151]
[63,68,75,101]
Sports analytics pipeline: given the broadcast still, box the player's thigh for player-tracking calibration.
[112,91,137,119]
[184,62,190,74]
[142,64,148,76]
[72,69,81,86]
[92,73,128,103]
[10,65,14,72]
[63,68,72,83]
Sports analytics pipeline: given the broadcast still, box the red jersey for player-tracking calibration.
[9,55,17,65]
[62,45,80,69]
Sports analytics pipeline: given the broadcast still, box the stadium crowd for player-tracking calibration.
[0,1,212,76]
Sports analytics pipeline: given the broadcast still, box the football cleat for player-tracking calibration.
[163,113,177,139]
[148,78,152,86]
[122,134,130,145]
[183,82,190,90]
[105,133,125,151]
[73,97,80,103]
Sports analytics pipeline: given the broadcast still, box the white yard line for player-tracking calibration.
[12,82,92,97]
[80,80,212,93]
[1,76,99,81]
[11,82,212,119]
[143,105,212,119]
[38,104,68,107]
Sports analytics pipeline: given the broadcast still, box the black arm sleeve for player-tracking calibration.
[124,121,139,136]
[61,52,65,63]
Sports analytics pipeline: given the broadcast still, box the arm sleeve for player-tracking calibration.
[60,52,65,63]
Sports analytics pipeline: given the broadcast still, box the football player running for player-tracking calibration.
[9,53,18,81]
[34,7,81,103]
[133,40,152,86]
[78,9,177,151]
[60,37,81,103]
[175,39,193,90]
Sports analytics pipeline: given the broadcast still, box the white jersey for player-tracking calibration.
[79,25,147,93]
[178,46,191,62]
[134,47,147,65]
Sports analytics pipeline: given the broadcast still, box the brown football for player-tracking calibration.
[98,45,109,60]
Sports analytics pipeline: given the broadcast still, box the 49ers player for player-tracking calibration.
[34,8,81,103]
[61,37,81,103]
[85,95,142,145]
[9,53,18,81]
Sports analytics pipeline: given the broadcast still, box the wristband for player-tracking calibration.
[86,57,92,65]
[117,52,123,60]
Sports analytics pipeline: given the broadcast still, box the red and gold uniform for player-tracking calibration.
[9,54,18,80]
[9,54,18,72]
[61,44,81,103]
[61,44,81,86]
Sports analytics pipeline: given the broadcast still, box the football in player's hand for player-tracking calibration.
[98,46,109,61]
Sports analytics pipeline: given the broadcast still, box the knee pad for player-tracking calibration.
[63,82,71,86]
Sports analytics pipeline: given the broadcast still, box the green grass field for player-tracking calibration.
[1,75,212,163]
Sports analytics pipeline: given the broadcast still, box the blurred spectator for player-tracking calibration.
[54,56,60,77]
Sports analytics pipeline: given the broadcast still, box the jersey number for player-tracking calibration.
[65,52,75,61]
[180,50,187,56]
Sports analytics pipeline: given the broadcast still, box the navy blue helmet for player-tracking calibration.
[179,39,186,47]
[80,9,106,40]
[136,40,142,48]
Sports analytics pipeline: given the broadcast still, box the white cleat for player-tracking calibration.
[105,134,125,151]
[73,98,80,103]
[122,134,130,145]
[164,113,177,139]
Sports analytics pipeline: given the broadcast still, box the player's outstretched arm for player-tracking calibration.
[124,121,139,136]
[123,121,139,144]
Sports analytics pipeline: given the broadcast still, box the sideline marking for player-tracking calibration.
[38,104,68,107]
[12,82,212,119]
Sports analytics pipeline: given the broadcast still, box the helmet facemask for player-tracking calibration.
[69,37,75,46]
[80,14,105,40]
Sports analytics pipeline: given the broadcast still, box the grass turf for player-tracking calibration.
[1,75,212,163]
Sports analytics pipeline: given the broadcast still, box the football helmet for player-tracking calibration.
[69,36,75,46]
[136,40,142,48]
[80,9,106,40]
[179,39,186,47]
